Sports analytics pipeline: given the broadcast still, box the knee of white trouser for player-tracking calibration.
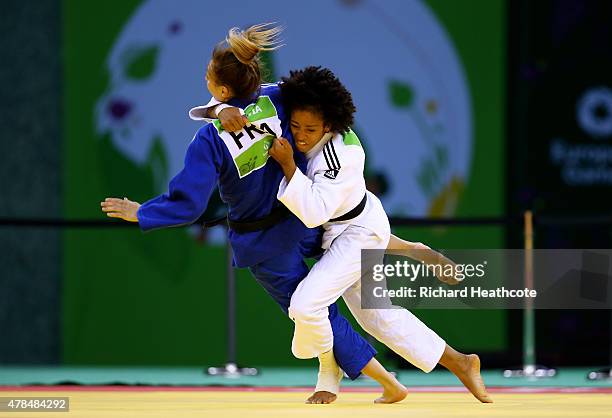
[288,301,323,323]
[291,341,315,359]
[291,337,332,359]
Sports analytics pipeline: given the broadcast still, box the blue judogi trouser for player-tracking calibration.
[248,239,376,380]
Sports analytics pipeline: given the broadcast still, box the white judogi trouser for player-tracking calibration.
[288,225,446,373]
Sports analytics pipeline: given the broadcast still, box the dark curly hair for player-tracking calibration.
[280,66,356,133]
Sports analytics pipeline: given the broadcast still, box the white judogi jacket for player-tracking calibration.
[278,130,390,249]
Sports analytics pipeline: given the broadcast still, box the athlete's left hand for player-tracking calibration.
[269,137,294,166]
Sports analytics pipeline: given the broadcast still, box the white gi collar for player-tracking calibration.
[306,132,334,160]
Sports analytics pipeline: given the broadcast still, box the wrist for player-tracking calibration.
[282,160,297,181]
[213,103,232,118]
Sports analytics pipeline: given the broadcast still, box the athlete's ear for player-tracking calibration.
[324,123,332,133]
[220,85,232,100]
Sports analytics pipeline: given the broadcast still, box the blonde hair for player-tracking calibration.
[209,23,283,99]
[226,23,283,64]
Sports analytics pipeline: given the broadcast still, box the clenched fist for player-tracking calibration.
[218,107,249,132]
[269,137,294,165]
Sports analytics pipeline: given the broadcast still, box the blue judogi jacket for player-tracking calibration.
[136,84,312,268]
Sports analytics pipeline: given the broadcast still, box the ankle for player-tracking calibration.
[439,346,467,372]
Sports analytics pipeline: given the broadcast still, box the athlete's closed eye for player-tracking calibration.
[292,122,316,133]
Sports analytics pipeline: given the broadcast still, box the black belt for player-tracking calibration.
[329,194,367,222]
[202,215,228,229]
[226,205,290,233]
[204,194,365,231]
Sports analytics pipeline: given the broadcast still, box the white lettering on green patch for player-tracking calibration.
[214,96,282,178]
[245,96,276,121]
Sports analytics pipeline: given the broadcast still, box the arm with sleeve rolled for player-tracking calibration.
[190,83,282,131]
[276,149,363,229]
[189,96,250,132]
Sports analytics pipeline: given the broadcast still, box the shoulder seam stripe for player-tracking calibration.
[322,144,334,170]
[328,141,341,169]
[324,143,337,170]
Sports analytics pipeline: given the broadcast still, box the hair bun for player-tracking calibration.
[226,23,283,64]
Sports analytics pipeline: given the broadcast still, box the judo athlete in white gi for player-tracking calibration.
[268,66,493,404]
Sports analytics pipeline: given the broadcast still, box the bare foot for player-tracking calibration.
[374,383,408,404]
[455,354,493,403]
[309,352,344,404]
[306,391,337,404]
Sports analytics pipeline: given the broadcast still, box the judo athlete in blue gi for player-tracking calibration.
[101,23,380,404]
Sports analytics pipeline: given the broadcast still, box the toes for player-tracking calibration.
[479,394,494,403]
[306,392,337,404]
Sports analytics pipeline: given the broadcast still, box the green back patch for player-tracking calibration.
[343,129,362,147]
[234,135,274,177]
[212,95,281,178]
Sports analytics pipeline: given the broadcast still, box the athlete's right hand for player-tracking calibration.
[218,107,249,132]
[100,197,140,222]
